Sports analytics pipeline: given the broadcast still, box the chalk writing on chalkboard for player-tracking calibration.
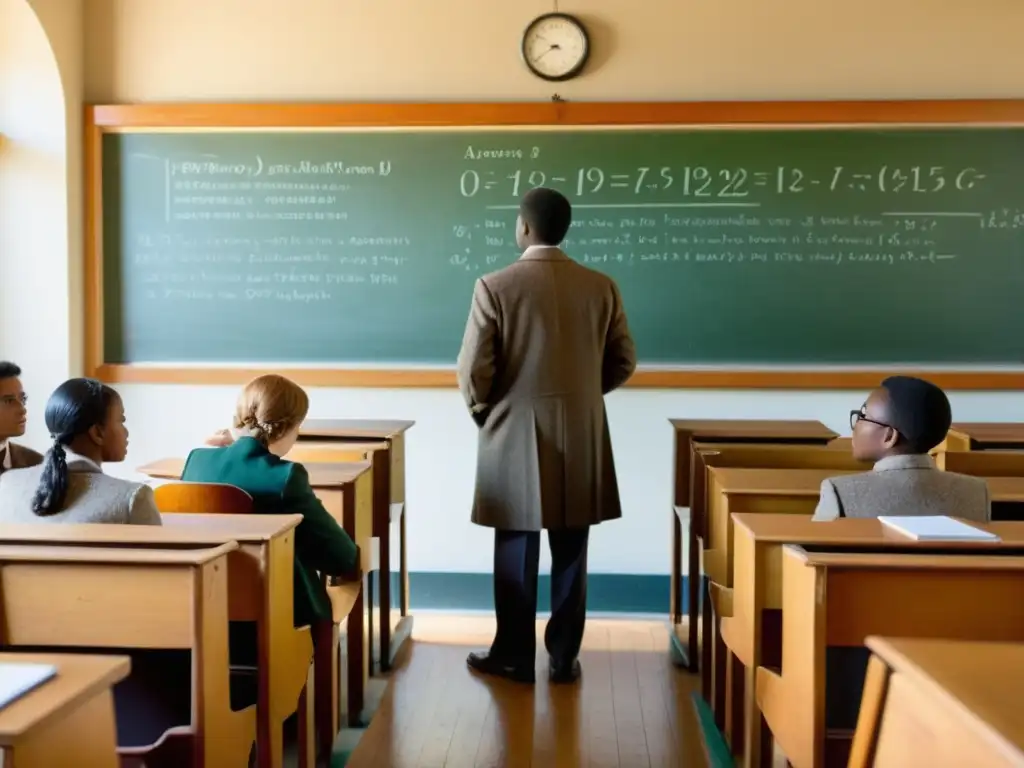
[102,128,1024,364]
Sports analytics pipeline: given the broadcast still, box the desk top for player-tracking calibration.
[710,468,1024,500]
[951,422,1024,445]
[865,636,1024,760]
[0,653,130,743]
[733,514,1024,546]
[785,545,1024,571]
[287,440,389,455]
[710,467,855,494]
[693,439,852,455]
[0,542,237,565]
[0,514,301,546]
[299,418,415,439]
[669,419,837,440]
[985,476,1024,501]
[138,457,372,487]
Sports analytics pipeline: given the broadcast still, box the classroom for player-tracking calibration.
[2,0,1024,765]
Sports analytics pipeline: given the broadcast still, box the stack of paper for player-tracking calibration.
[879,516,1000,542]
[0,663,57,711]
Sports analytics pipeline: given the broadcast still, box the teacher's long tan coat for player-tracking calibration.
[456,245,636,531]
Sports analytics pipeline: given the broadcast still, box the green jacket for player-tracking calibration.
[182,437,358,627]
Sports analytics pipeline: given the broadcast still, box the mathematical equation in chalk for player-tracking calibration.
[457,165,987,199]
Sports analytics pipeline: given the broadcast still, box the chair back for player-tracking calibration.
[154,482,253,514]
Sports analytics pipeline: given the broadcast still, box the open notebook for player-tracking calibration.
[0,663,57,711]
[879,516,1001,542]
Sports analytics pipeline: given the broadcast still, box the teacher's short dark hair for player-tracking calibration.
[520,187,573,246]
[0,362,21,380]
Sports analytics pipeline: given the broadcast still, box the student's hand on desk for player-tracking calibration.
[328,568,362,586]
[205,428,234,447]
[328,546,363,585]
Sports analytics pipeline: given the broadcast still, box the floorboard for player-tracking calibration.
[347,614,705,767]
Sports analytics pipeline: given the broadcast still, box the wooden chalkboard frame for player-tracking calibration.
[85,100,1024,390]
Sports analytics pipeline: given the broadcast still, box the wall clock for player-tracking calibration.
[521,13,591,82]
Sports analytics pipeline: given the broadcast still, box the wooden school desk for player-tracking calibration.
[950,422,1024,450]
[757,546,1024,768]
[668,419,837,670]
[298,418,415,671]
[935,450,1024,475]
[0,543,255,766]
[704,472,1024,731]
[700,466,859,722]
[0,653,130,768]
[287,439,396,675]
[683,444,862,693]
[138,458,374,730]
[851,637,1024,768]
[0,515,309,768]
[723,515,1024,768]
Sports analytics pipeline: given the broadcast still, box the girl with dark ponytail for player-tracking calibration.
[0,378,161,525]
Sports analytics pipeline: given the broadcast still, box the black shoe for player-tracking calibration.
[467,651,536,684]
[549,658,581,684]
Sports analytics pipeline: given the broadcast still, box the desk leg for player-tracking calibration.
[347,575,367,727]
[314,622,338,760]
[686,523,701,673]
[701,576,713,702]
[385,504,415,670]
[670,508,682,624]
[378,519,392,672]
[399,504,409,615]
[713,613,727,730]
[16,688,120,768]
[742,664,773,768]
[728,652,745,754]
[669,507,689,668]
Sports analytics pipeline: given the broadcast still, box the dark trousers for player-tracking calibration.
[490,528,590,666]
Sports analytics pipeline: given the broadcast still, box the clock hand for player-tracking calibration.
[533,46,557,62]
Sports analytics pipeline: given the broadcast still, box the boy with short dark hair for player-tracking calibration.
[814,375,990,521]
[0,362,42,475]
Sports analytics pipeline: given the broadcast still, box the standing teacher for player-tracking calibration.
[456,187,636,684]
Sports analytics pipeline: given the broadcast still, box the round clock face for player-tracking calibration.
[521,13,590,82]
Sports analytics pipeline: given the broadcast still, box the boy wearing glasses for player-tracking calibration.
[813,375,990,522]
[0,362,41,476]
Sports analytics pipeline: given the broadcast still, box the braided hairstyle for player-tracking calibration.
[32,378,118,515]
[233,374,309,448]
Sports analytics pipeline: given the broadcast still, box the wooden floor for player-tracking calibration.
[347,615,705,767]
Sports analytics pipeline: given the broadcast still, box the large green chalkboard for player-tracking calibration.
[101,125,1024,365]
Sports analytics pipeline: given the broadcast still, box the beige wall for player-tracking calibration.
[84,0,1024,102]
[0,0,82,410]
[3,0,1024,573]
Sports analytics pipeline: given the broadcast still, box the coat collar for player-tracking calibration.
[873,454,936,472]
[64,449,103,474]
[520,245,570,262]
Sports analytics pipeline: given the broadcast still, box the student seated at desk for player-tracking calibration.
[814,375,990,522]
[182,374,359,643]
[0,378,161,524]
[0,361,42,476]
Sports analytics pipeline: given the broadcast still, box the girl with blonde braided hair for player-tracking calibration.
[182,374,359,661]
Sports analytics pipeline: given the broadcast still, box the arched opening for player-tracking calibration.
[0,0,71,444]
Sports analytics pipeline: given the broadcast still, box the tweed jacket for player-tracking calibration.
[813,453,991,522]
[0,451,162,525]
